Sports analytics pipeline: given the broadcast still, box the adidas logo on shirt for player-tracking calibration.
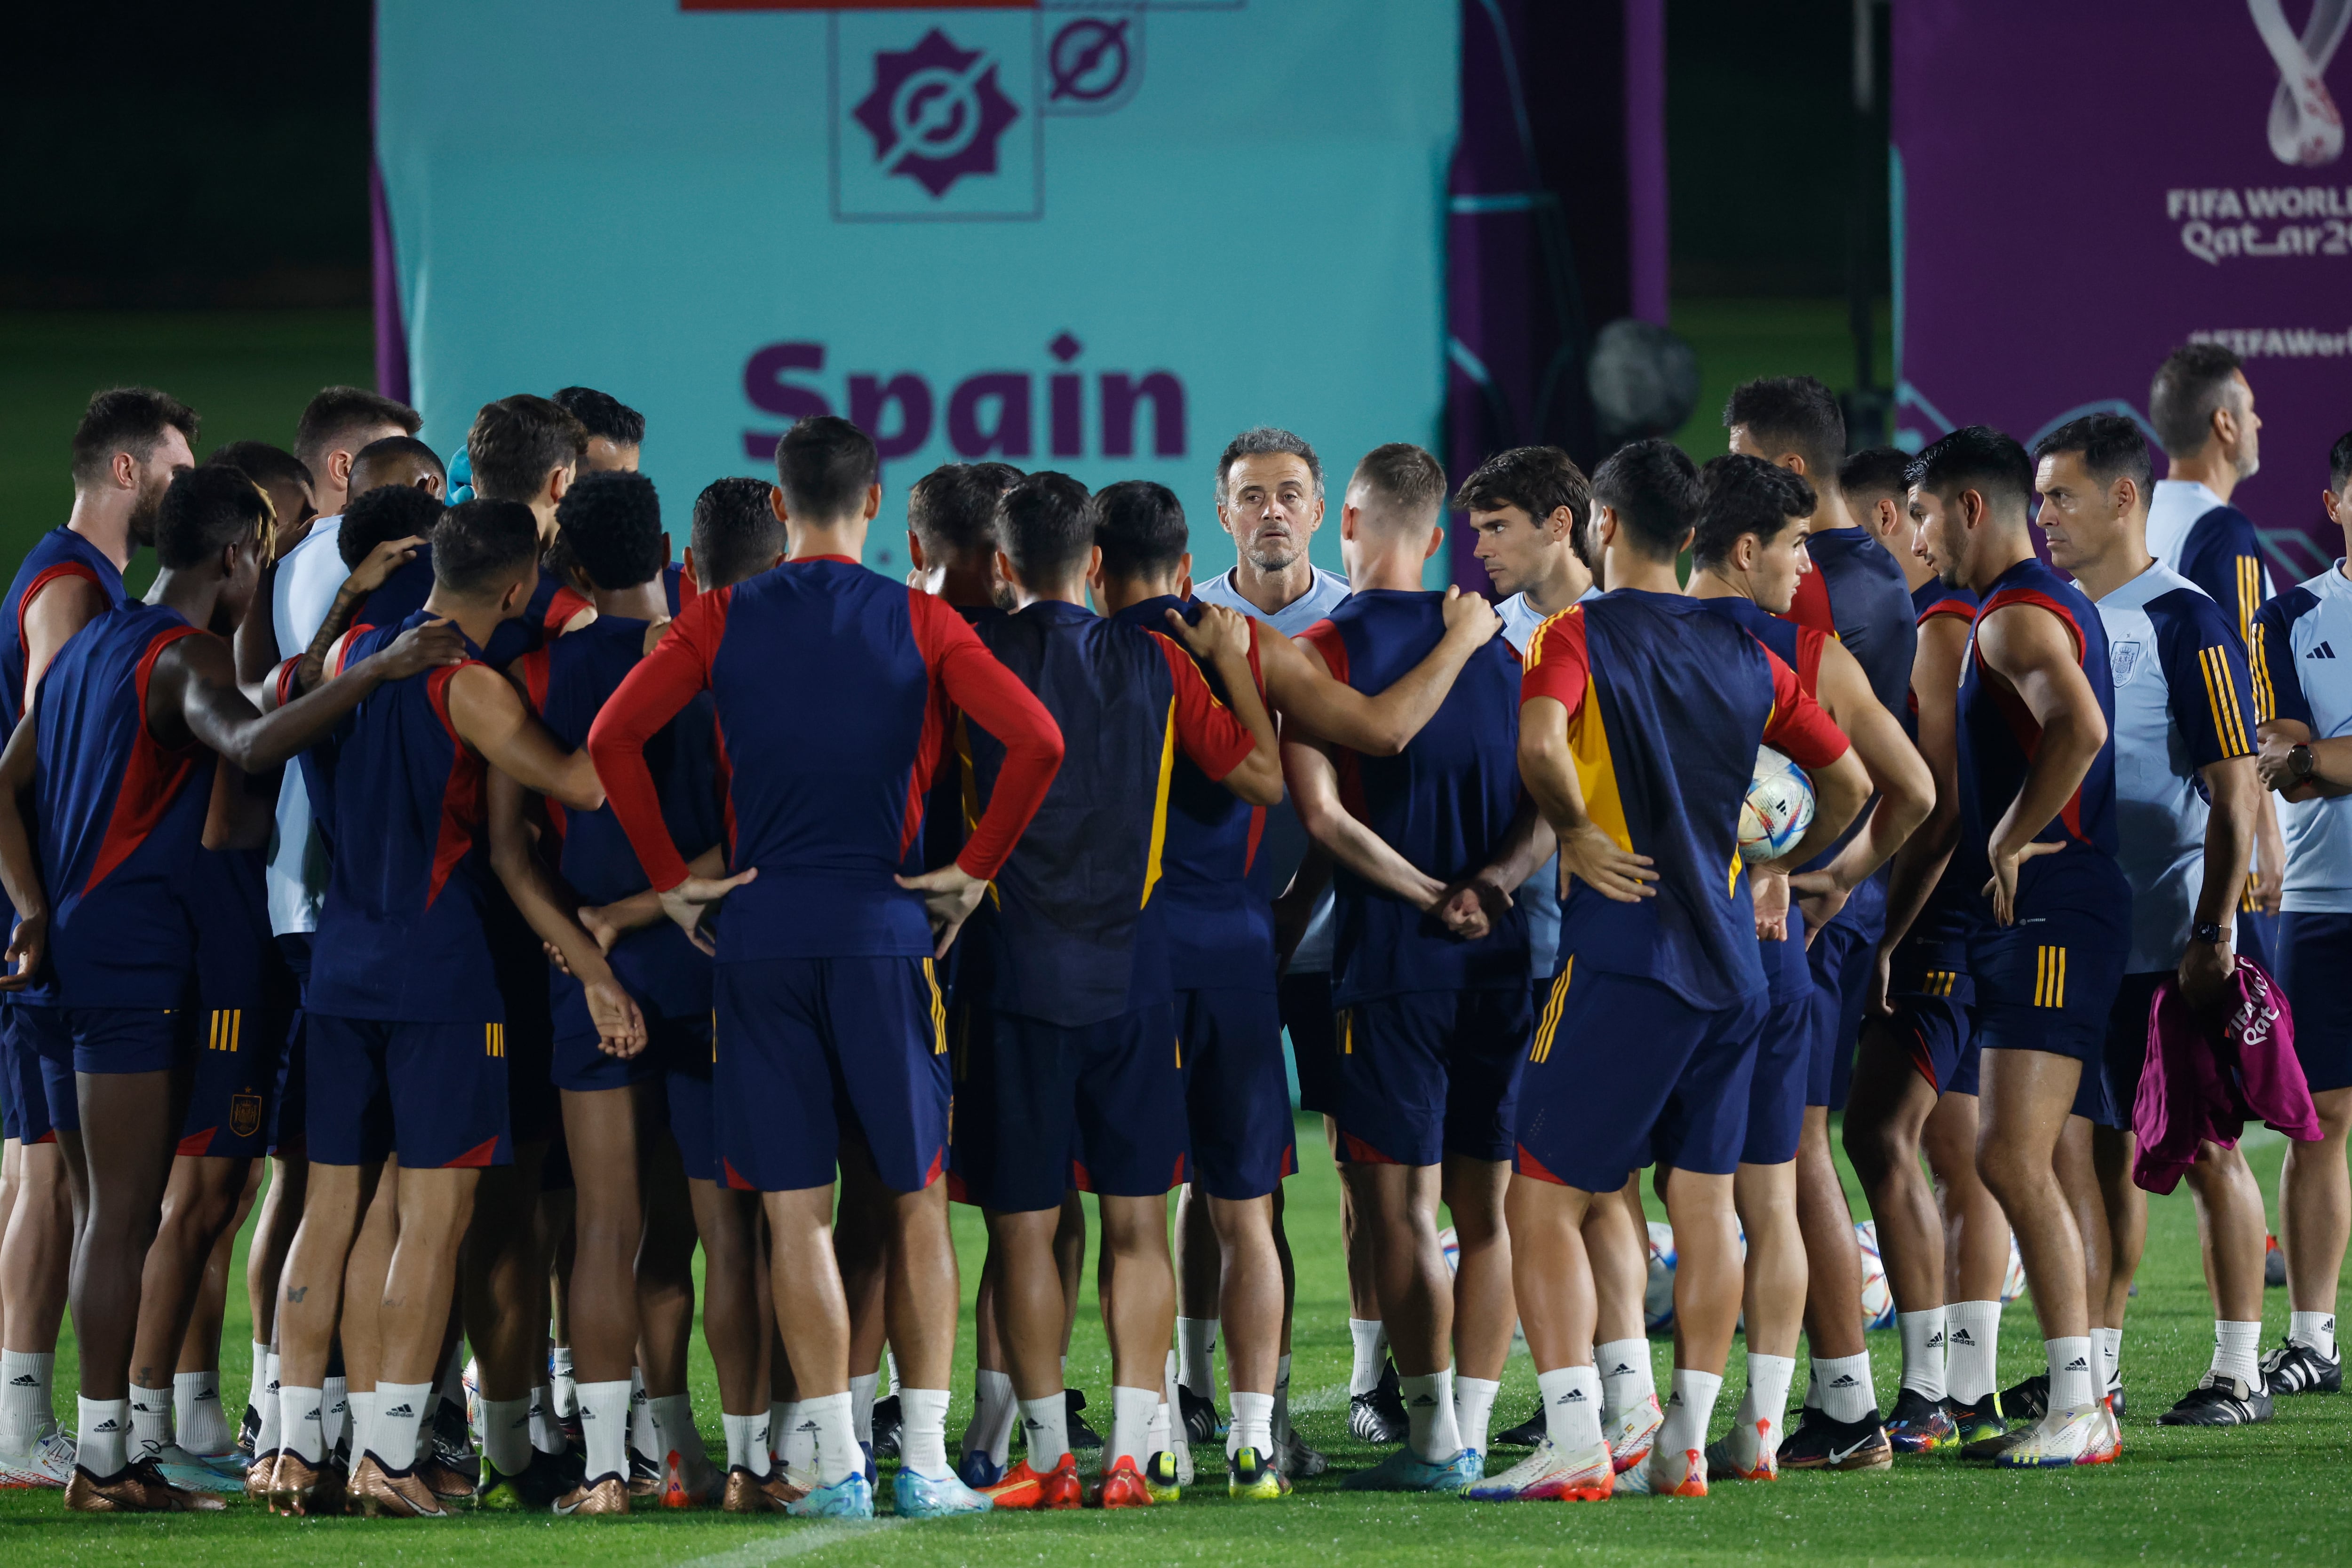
[2311,642,2338,659]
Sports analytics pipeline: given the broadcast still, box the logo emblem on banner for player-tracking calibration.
[834,14,1041,220]
[1046,12,1144,115]
[2251,0,2349,166]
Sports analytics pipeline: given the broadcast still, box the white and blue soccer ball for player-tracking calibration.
[1856,1220,1896,1330]
[1438,1224,1461,1277]
[2002,1233,2028,1304]
[1741,745,1817,861]
[1644,1221,1678,1332]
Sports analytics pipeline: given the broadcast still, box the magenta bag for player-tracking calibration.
[2133,957,2321,1196]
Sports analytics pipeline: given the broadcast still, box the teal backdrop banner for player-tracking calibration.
[374,1,1461,580]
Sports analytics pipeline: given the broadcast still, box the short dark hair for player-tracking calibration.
[997,472,1094,581]
[431,498,540,599]
[339,483,445,570]
[972,461,1025,492]
[1724,375,1847,488]
[1217,427,1323,501]
[690,477,785,591]
[552,386,646,449]
[294,385,419,469]
[204,440,311,497]
[2033,413,2153,503]
[348,435,446,498]
[775,415,878,522]
[1838,446,1913,514]
[2150,343,2246,458]
[908,464,1004,566]
[468,394,588,503]
[1092,481,1189,580]
[1589,437,1700,563]
[1905,425,2034,521]
[1350,443,1448,528]
[155,465,268,570]
[72,387,199,486]
[1693,453,1814,569]
[2331,430,2352,494]
[556,471,665,592]
[1454,445,1592,532]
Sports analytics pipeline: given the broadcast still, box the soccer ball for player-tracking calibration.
[462,1356,481,1430]
[1855,1220,1895,1330]
[2002,1233,2028,1304]
[1740,746,1817,861]
[1438,1224,1460,1277]
[1644,1221,1678,1333]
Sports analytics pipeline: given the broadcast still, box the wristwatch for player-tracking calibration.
[2191,921,2228,946]
[2290,743,2316,781]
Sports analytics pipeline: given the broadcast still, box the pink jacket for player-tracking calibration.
[2133,957,2321,1196]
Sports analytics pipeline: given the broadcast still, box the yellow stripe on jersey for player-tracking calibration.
[2242,873,2262,914]
[923,958,946,1056]
[2198,644,2251,757]
[1567,672,1634,853]
[1140,697,1177,910]
[2249,619,2277,723]
[1522,604,1583,672]
[1529,958,1573,1064]
[2238,554,2261,650]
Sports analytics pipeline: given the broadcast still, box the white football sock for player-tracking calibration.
[781,1401,819,1474]
[1537,1363,1602,1451]
[2095,1326,2122,1394]
[477,1396,532,1476]
[128,1383,173,1458]
[2046,1336,2097,1411]
[0,1349,55,1451]
[629,1368,654,1460]
[528,1384,564,1455]
[177,1370,231,1455]
[1348,1318,1386,1396]
[1725,1352,1794,1471]
[79,1396,129,1478]
[963,1370,1016,1467]
[723,1409,771,1475]
[2214,1319,2263,1387]
[849,1371,879,1446]
[372,1381,431,1471]
[1400,1369,1461,1459]
[1110,1384,1156,1468]
[1147,1392,1169,1456]
[1814,1351,1874,1424]
[249,1341,270,1413]
[884,1349,900,1397]
[1018,1393,1070,1470]
[1898,1307,1948,1400]
[343,1389,373,1467]
[1454,1374,1501,1457]
[1228,1390,1274,1460]
[802,1390,858,1485]
[1657,1368,1723,1461]
[551,1346,578,1418]
[2291,1309,2337,1361]
[279,1385,326,1465]
[1945,1300,2001,1403]
[899,1387,950,1476]
[1177,1317,1219,1397]
[1596,1338,1654,1420]
[321,1376,349,1457]
[650,1393,706,1468]
[253,1352,283,1456]
[579,1378,632,1484]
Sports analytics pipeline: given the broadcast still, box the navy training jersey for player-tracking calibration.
[516,615,724,1026]
[2149,481,2271,650]
[1955,557,2128,920]
[1298,590,1530,1004]
[305,612,504,1022]
[1109,595,1276,995]
[967,599,1256,1028]
[1904,579,1986,945]
[32,603,212,1008]
[1,526,126,742]
[1521,590,1852,1009]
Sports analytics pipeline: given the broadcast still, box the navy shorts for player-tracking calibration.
[1882,939,1981,1095]
[271,934,312,1153]
[307,1014,514,1170]
[1178,987,1296,1200]
[1332,986,1532,1167]
[491,918,560,1147]
[714,957,949,1196]
[1804,919,1874,1110]
[10,1003,76,1139]
[1970,917,2128,1070]
[1517,962,1766,1191]
[64,1005,193,1077]
[1280,971,1339,1116]
[661,1013,718,1183]
[2083,971,2167,1131]
[179,995,291,1160]
[1741,992,1810,1167]
[0,1003,42,1143]
[950,998,1188,1213]
[2278,912,2352,1093]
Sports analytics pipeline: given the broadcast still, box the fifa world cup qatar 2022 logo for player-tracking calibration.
[2252,0,2350,165]
[852,28,1023,199]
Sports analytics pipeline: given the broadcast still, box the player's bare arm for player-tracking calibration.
[1972,600,2111,924]
[2257,717,2352,802]
[1514,693,1657,903]
[1160,605,1282,805]
[1439,795,1556,940]
[18,571,111,708]
[1788,636,1934,928]
[1283,726,1448,910]
[1255,586,1499,756]
[159,619,466,775]
[0,710,48,988]
[445,662,605,812]
[1868,613,1969,1010]
[1271,843,1334,970]
[2183,753,2259,1018]
[287,535,431,697]
[486,764,646,1056]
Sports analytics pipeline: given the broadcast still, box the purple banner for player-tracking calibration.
[1896,0,2351,581]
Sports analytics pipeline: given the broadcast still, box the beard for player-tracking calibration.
[127,470,172,549]
[1243,538,1301,574]
[2235,444,2261,482]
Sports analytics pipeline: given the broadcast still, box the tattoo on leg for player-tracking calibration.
[286,1285,308,1302]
